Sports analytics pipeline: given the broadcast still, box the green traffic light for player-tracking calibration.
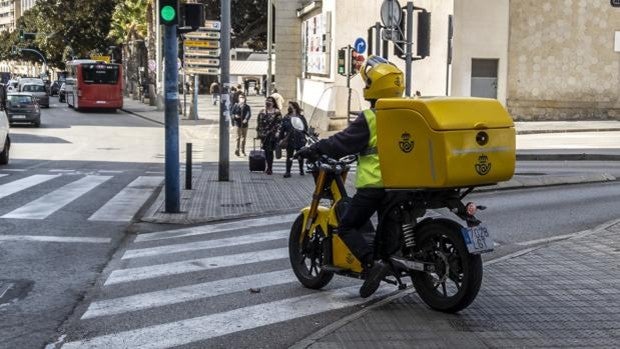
[161,5,176,22]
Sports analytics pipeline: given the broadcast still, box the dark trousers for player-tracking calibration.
[285,147,304,174]
[338,188,386,267]
[265,149,274,171]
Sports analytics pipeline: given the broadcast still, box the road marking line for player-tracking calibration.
[82,269,296,319]
[0,174,7,178]
[135,214,299,242]
[0,235,111,243]
[0,169,26,172]
[97,170,125,174]
[0,174,59,200]
[64,285,392,349]
[104,247,288,285]
[124,229,288,259]
[2,175,112,219]
[145,171,164,174]
[49,169,76,173]
[89,176,164,222]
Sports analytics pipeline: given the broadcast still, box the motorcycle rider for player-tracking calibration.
[296,56,405,298]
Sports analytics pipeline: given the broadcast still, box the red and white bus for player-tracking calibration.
[65,60,123,111]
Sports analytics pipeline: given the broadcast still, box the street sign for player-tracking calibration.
[90,55,111,63]
[185,40,220,48]
[204,20,221,30]
[354,38,367,54]
[184,48,220,57]
[185,66,220,75]
[185,31,220,39]
[185,58,220,66]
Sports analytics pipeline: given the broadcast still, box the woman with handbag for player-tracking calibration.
[256,96,282,175]
[279,101,308,178]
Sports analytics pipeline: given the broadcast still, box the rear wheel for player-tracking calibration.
[410,221,483,313]
[289,213,334,289]
[0,137,10,165]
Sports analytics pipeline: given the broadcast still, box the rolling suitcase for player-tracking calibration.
[249,138,266,172]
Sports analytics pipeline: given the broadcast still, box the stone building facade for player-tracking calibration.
[506,0,620,120]
[273,0,620,123]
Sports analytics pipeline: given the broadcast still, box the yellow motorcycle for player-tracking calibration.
[288,97,515,313]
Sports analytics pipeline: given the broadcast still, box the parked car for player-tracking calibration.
[58,83,66,103]
[21,83,49,108]
[6,93,41,127]
[6,79,18,93]
[0,85,9,164]
[50,80,61,96]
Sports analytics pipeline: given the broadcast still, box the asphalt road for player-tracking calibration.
[0,97,165,349]
[55,179,620,349]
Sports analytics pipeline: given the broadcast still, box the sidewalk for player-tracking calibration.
[291,218,620,349]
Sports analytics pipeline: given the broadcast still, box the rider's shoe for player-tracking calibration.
[359,261,389,298]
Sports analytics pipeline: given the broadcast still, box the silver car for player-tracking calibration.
[20,83,49,108]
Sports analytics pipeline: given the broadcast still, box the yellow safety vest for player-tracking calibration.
[356,109,384,188]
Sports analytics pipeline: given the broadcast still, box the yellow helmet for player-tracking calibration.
[360,56,404,101]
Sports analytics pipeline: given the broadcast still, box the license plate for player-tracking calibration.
[461,225,494,254]
[12,115,26,119]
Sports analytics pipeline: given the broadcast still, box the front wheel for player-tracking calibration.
[288,213,333,289]
[410,221,483,313]
[0,137,9,165]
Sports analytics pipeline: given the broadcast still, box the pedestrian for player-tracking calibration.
[231,93,251,156]
[279,101,308,178]
[415,90,421,97]
[231,85,242,106]
[270,88,285,111]
[244,80,250,95]
[210,81,220,105]
[256,96,282,175]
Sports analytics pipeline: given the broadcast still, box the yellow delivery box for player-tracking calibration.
[375,97,515,188]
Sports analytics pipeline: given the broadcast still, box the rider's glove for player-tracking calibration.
[295,145,320,161]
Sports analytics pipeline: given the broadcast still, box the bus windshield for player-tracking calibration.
[82,64,119,85]
[22,84,46,92]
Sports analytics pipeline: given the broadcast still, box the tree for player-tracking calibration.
[199,0,268,50]
[109,0,149,44]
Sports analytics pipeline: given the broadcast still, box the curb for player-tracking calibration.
[139,173,616,225]
[516,128,620,135]
[516,153,620,161]
[120,108,164,126]
[288,217,620,349]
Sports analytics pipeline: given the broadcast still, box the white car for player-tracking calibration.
[0,84,9,164]
[0,106,9,165]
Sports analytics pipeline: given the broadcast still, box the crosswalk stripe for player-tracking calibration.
[64,285,392,349]
[88,176,164,222]
[105,247,288,285]
[135,214,298,242]
[0,235,111,243]
[82,269,296,319]
[122,229,288,259]
[0,174,7,178]
[2,175,112,219]
[0,174,59,200]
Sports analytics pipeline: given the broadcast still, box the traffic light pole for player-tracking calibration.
[346,45,353,124]
[404,1,414,97]
[164,24,181,213]
[219,0,231,181]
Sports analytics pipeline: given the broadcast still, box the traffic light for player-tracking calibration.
[160,0,178,26]
[19,29,24,41]
[337,48,346,76]
[351,49,365,76]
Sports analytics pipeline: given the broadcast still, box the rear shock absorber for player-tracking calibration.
[402,222,416,248]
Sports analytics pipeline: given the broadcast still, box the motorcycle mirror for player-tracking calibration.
[291,116,305,131]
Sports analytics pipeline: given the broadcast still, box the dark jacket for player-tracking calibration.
[231,103,251,128]
[257,109,282,151]
[280,113,308,150]
[314,112,370,159]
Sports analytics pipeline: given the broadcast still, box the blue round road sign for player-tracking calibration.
[354,38,367,54]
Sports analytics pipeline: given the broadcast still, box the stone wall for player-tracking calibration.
[507,0,620,120]
[273,0,304,104]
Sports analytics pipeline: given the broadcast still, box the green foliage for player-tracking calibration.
[1,0,118,69]
[109,0,149,44]
[200,0,268,50]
